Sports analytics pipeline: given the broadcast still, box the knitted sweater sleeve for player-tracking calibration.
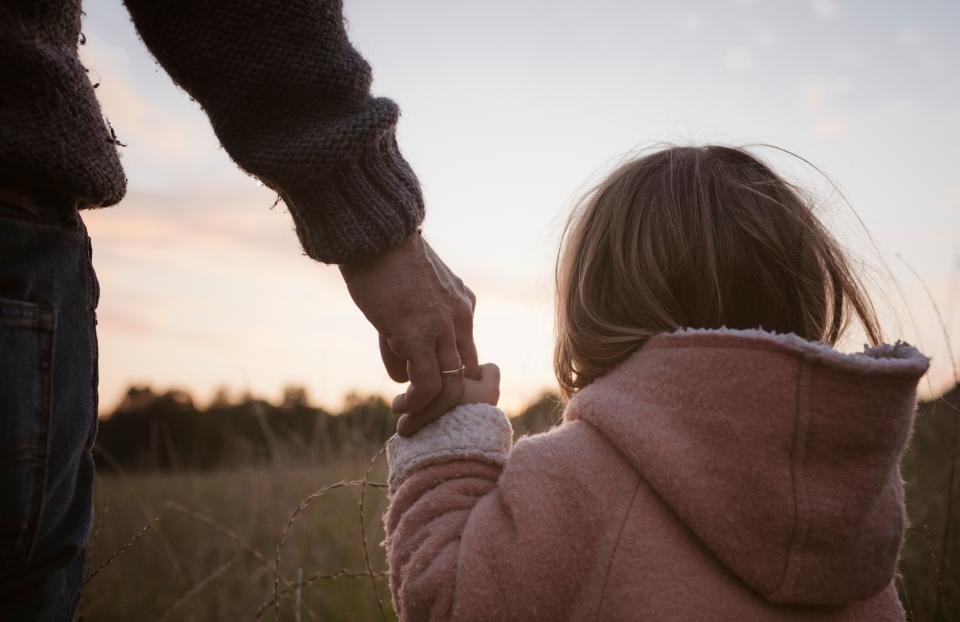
[123,0,424,264]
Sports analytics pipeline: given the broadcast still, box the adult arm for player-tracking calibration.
[123,0,421,264]
[124,0,479,427]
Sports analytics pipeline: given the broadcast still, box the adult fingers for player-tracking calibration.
[391,344,442,416]
[379,333,408,382]
[396,337,465,437]
[454,291,479,379]
[456,330,480,380]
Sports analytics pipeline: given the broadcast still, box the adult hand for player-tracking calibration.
[339,233,479,436]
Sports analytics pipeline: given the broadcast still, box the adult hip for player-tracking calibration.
[0,195,99,621]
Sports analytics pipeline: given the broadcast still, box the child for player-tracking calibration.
[383,145,929,621]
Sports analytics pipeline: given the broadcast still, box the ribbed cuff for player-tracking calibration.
[280,133,425,264]
[386,404,513,493]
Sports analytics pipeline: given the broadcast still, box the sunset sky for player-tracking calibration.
[80,0,959,414]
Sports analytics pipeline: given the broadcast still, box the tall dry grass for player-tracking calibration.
[79,454,396,621]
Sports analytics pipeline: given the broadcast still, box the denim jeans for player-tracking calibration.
[0,199,98,621]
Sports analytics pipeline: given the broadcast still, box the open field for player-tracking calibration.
[80,454,397,621]
[78,389,958,621]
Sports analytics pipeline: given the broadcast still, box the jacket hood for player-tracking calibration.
[565,328,928,606]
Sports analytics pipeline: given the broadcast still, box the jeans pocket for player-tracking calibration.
[0,298,55,570]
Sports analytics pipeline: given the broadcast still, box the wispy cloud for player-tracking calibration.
[755,29,777,48]
[724,46,753,73]
[896,26,948,71]
[682,11,703,33]
[812,0,841,18]
[813,118,849,139]
[797,75,853,111]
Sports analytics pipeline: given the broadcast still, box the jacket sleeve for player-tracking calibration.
[384,404,604,621]
[123,0,423,264]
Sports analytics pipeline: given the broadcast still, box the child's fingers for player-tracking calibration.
[460,363,501,407]
[479,363,500,383]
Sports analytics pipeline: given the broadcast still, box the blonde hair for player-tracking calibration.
[554,145,882,397]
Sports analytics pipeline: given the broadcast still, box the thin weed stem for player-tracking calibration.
[164,501,274,574]
[157,554,240,622]
[94,444,191,581]
[84,517,158,585]
[256,569,389,620]
[360,439,393,622]
[268,475,389,621]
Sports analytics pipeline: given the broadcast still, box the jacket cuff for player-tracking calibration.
[387,404,513,493]
[279,133,425,264]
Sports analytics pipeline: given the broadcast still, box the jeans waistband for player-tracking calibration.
[0,189,82,231]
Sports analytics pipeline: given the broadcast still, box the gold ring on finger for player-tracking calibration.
[440,365,466,376]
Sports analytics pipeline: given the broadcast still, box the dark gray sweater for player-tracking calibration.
[0,0,423,263]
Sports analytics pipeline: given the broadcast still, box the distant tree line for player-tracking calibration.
[94,385,563,473]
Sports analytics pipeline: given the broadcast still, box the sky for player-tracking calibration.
[80,0,960,414]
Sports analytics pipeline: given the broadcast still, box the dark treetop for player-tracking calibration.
[0,0,424,263]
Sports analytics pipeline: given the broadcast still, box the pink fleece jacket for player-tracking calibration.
[383,328,929,621]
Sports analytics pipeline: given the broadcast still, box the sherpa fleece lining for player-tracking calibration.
[387,403,512,492]
[659,327,928,376]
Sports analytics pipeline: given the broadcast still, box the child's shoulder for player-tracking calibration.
[513,419,609,458]
[505,420,638,497]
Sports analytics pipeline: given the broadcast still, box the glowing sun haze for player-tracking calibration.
[80,0,960,414]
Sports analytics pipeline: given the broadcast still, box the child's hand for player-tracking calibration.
[460,363,500,407]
